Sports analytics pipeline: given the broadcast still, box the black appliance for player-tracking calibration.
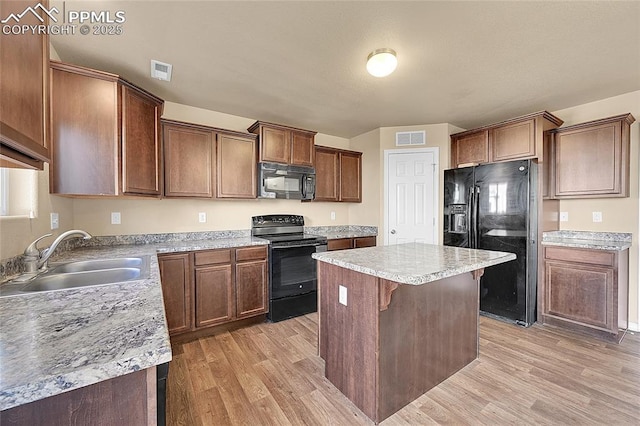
[157,362,169,426]
[258,162,316,200]
[443,159,538,326]
[251,214,327,322]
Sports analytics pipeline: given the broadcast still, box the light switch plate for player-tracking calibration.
[592,211,603,222]
[111,212,121,225]
[559,212,568,222]
[339,285,347,306]
[50,212,59,230]
[198,212,207,223]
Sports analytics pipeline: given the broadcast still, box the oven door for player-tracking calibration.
[270,244,324,299]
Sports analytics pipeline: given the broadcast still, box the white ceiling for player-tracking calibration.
[50,1,640,138]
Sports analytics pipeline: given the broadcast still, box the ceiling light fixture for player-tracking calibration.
[366,48,397,77]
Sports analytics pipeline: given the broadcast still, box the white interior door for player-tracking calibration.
[385,148,438,245]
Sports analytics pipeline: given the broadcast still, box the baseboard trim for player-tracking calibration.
[628,321,639,332]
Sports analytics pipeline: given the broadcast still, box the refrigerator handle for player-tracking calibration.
[467,187,473,246]
[473,186,480,248]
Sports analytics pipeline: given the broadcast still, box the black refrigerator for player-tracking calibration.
[443,159,538,326]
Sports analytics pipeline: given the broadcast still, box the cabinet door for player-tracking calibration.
[217,133,257,198]
[158,253,192,335]
[0,0,49,167]
[545,260,614,332]
[327,238,353,251]
[291,131,315,167]
[490,119,535,162]
[314,147,340,201]
[50,66,119,195]
[554,121,626,198]
[542,132,554,199]
[195,264,234,327]
[260,126,290,164]
[339,152,362,202]
[236,260,268,318]
[354,236,376,248]
[121,86,162,196]
[163,123,214,198]
[451,131,489,168]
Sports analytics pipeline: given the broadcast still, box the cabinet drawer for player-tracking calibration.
[236,246,268,262]
[354,236,376,248]
[194,249,233,266]
[544,246,615,267]
[328,238,353,251]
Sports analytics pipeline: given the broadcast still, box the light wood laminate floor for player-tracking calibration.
[167,314,640,425]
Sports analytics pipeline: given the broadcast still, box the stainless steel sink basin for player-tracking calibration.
[21,268,143,292]
[49,257,146,273]
[0,256,150,297]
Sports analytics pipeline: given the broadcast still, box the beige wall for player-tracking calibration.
[348,128,381,230]
[551,91,640,329]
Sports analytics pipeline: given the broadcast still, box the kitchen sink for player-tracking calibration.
[0,256,150,297]
[49,257,147,273]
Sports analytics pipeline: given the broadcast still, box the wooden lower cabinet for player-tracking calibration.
[542,246,629,342]
[159,246,268,338]
[328,236,377,251]
[1,368,157,426]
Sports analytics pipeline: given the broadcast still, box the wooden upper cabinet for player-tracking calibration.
[449,111,563,168]
[450,130,489,167]
[217,133,257,198]
[163,121,214,198]
[340,151,362,202]
[0,0,50,169]
[248,121,316,167]
[551,114,635,199]
[314,145,362,203]
[490,119,535,162]
[122,86,162,196]
[50,61,164,197]
[314,147,340,201]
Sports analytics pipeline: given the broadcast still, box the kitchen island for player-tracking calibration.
[312,242,516,423]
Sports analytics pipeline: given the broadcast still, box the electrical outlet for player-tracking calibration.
[111,212,121,225]
[559,212,569,222]
[339,285,347,306]
[592,211,603,223]
[198,212,207,223]
[331,211,336,221]
[50,212,59,230]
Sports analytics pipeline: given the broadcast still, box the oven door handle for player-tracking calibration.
[271,243,326,249]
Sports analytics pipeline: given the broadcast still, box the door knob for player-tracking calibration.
[390,229,396,234]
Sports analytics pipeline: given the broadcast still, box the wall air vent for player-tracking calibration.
[150,59,173,81]
[396,130,425,146]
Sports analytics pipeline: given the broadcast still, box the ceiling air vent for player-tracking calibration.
[396,130,425,146]
[150,59,172,81]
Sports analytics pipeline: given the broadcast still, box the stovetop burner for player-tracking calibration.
[251,214,327,246]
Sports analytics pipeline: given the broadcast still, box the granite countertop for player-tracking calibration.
[312,242,515,285]
[542,231,632,251]
[0,236,268,411]
[305,225,377,240]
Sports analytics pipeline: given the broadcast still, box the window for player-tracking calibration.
[0,168,38,218]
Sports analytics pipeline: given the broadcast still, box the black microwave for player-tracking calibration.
[258,162,316,200]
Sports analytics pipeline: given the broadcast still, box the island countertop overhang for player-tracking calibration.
[312,242,516,285]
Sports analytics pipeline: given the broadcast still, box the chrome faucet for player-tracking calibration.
[23,230,92,273]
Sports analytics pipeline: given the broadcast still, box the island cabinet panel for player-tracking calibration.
[542,246,629,343]
[163,122,214,198]
[318,262,479,423]
[0,0,50,169]
[490,119,535,162]
[158,253,193,335]
[551,114,634,198]
[450,130,489,167]
[1,368,156,426]
[121,86,163,196]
